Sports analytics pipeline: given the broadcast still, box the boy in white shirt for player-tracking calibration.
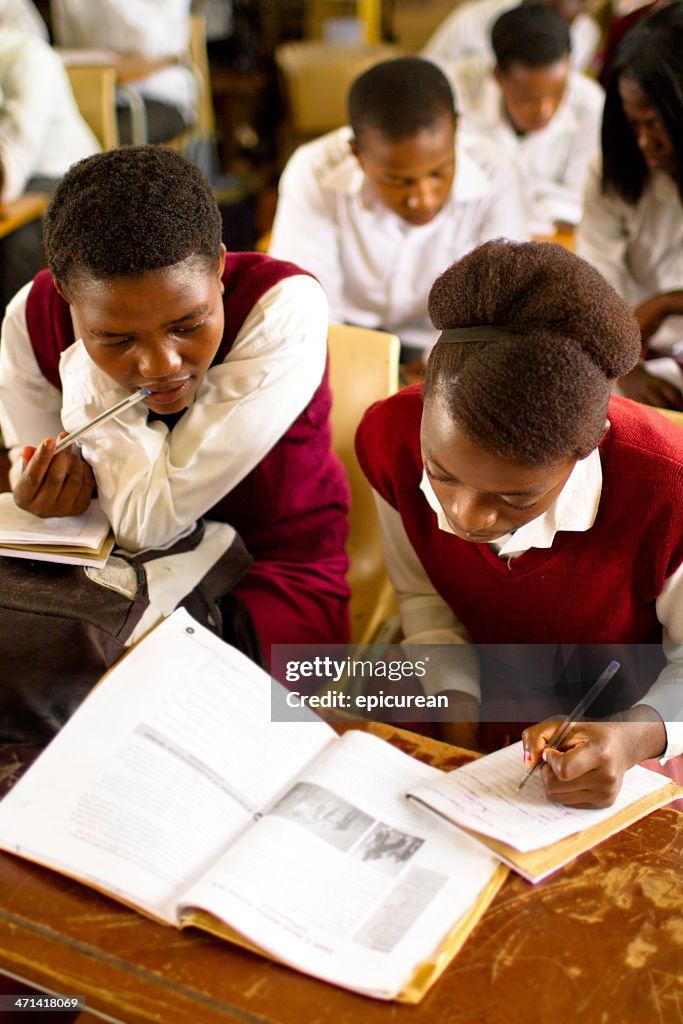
[450,4,604,232]
[423,0,600,74]
[269,57,528,367]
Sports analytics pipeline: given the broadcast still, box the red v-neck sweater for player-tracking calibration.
[24,254,350,566]
[357,385,683,644]
[356,385,683,719]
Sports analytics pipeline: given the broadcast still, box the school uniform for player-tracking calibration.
[422,0,600,74]
[449,55,604,230]
[0,254,351,653]
[269,126,529,354]
[576,160,683,364]
[355,383,683,761]
[0,30,100,310]
[51,0,196,142]
[0,30,99,203]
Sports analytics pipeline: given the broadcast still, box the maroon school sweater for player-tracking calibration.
[25,253,349,566]
[356,385,683,725]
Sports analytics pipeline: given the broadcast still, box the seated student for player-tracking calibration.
[51,0,196,145]
[449,4,604,232]
[0,0,48,37]
[422,0,600,75]
[0,28,100,312]
[0,146,351,661]
[356,238,683,809]
[269,57,528,368]
[576,3,683,411]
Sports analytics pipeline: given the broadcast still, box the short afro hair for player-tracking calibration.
[424,239,641,465]
[492,4,571,73]
[44,145,223,286]
[348,57,455,145]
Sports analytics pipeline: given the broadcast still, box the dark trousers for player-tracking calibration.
[117,98,189,145]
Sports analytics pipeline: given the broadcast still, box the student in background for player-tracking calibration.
[50,0,196,144]
[269,57,528,369]
[356,238,683,808]
[0,28,100,313]
[576,3,683,410]
[0,146,350,658]
[449,4,603,232]
[422,0,600,75]
[0,0,48,37]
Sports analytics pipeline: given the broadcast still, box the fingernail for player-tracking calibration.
[523,750,531,764]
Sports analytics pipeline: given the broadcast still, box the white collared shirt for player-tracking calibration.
[373,450,683,759]
[576,159,683,359]
[0,30,100,202]
[0,274,329,552]
[268,126,530,351]
[422,0,600,74]
[448,56,604,230]
[51,0,196,119]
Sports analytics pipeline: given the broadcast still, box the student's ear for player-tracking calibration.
[493,65,504,88]
[216,243,227,282]
[349,137,365,169]
[52,277,72,306]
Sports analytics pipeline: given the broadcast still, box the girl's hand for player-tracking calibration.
[619,363,683,410]
[635,291,683,343]
[522,714,667,808]
[13,434,94,518]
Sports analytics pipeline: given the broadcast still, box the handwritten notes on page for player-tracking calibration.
[408,741,671,852]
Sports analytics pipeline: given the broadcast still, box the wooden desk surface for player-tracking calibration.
[0,727,681,1024]
[0,193,48,240]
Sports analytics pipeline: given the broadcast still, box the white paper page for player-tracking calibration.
[408,741,672,852]
[0,493,110,548]
[184,731,500,999]
[0,610,335,922]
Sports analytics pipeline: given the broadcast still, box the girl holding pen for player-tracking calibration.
[0,146,350,661]
[356,238,683,808]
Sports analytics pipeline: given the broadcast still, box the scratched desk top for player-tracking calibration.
[0,728,681,1024]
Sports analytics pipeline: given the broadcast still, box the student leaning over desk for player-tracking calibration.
[269,56,529,368]
[0,146,350,663]
[355,239,683,809]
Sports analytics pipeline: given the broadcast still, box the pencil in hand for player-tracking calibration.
[53,388,151,455]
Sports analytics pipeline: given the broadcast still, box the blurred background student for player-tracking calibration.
[448,3,603,232]
[269,56,528,373]
[576,2,683,410]
[423,0,601,74]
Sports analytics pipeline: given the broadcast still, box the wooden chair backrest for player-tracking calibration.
[65,64,119,150]
[327,323,400,643]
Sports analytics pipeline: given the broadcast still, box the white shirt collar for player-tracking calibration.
[419,445,603,558]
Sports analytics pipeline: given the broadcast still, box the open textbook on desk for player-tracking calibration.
[408,742,682,883]
[0,609,506,1003]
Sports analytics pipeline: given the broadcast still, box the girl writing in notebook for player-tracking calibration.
[0,146,350,659]
[356,238,683,808]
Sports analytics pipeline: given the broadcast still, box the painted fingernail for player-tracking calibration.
[523,749,531,764]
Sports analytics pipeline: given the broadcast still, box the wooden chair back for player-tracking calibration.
[65,64,119,150]
[327,323,400,643]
